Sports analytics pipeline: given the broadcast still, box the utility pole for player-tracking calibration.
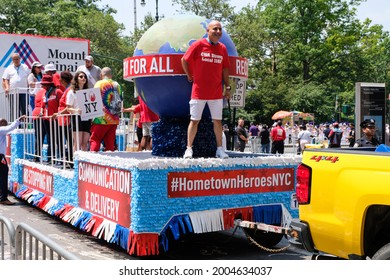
[134,0,137,30]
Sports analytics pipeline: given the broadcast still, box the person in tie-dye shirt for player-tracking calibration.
[89,67,122,152]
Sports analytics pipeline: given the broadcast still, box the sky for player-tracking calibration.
[98,0,390,35]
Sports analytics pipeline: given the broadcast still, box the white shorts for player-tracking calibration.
[189,99,223,121]
[142,122,153,137]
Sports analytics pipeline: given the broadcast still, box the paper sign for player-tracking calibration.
[76,88,104,120]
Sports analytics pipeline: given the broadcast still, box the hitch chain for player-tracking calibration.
[235,220,291,253]
[242,228,290,253]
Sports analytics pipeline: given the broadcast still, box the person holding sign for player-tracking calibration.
[65,71,91,152]
[76,55,102,88]
[89,67,122,152]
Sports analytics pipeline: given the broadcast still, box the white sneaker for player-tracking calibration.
[183,147,193,159]
[216,148,229,159]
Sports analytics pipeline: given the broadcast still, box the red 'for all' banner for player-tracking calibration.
[123,54,248,80]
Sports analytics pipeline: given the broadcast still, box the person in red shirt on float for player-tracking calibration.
[270,120,286,154]
[123,96,159,151]
[32,74,63,163]
[181,20,231,159]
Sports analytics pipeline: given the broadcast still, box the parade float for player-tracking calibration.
[7,15,301,256]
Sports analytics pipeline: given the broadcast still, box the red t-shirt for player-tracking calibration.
[53,73,65,92]
[131,104,142,128]
[183,38,230,100]
[138,96,159,123]
[58,87,71,126]
[32,87,63,119]
[32,88,44,118]
[271,126,286,142]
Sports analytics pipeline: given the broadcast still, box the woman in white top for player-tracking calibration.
[66,71,91,152]
[297,124,313,152]
[27,61,43,111]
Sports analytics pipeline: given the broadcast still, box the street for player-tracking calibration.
[0,194,311,260]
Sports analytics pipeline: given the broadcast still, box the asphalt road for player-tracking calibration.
[0,194,311,260]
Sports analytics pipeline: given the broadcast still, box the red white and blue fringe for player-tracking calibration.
[15,185,289,256]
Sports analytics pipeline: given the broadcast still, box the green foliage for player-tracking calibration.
[172,0,235,22]
[1,0,389,124]
[0,0,136,107]
[228,0,390,124]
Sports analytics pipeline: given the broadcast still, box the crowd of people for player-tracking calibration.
[0,20,386,170]
[231,118,386,154]
[1,53,126,166]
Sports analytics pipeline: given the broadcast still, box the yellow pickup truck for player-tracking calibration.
[290,147,390,260]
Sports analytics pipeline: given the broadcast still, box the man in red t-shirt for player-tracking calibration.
[181,20,231,159]
[123,96,159,151]
[271,121,286,154]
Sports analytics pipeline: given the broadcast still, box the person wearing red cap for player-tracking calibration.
[32,74,63,163]
[328,122,343,148]
[123,95,159,151]
[44,63,65,92]
[53,71,74,165]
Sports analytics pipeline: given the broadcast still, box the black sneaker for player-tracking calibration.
[0,199,15,205]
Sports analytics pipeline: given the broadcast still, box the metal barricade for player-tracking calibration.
[0,216,16,260]
[0,88,30,122]
[0,216,79,260]
[117,113,139,152]
[15,223,80,260]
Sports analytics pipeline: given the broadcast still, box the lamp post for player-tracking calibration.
[134,0,137,30]
[24,28,38,35]
[140,0,159,22]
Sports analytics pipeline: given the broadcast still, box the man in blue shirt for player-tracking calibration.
[0,115,26,205]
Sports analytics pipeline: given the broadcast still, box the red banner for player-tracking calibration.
[123,54,248,80]
[78,162,131,227]
[6,134,11,166]
[168,168,295,198]
[23,166,54,196]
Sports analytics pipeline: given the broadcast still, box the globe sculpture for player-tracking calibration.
[124,15,248,157]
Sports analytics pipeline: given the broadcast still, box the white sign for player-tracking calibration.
[290,193,298,209]
[229,79,246,108]
[0,33,89,78]
[76,88,104,121]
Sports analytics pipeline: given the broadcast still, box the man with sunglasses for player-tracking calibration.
[354,119,380,147]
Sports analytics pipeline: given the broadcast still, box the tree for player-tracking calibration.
[0,0,137,106]
[172,0,235,22]
[228,0,390,124]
